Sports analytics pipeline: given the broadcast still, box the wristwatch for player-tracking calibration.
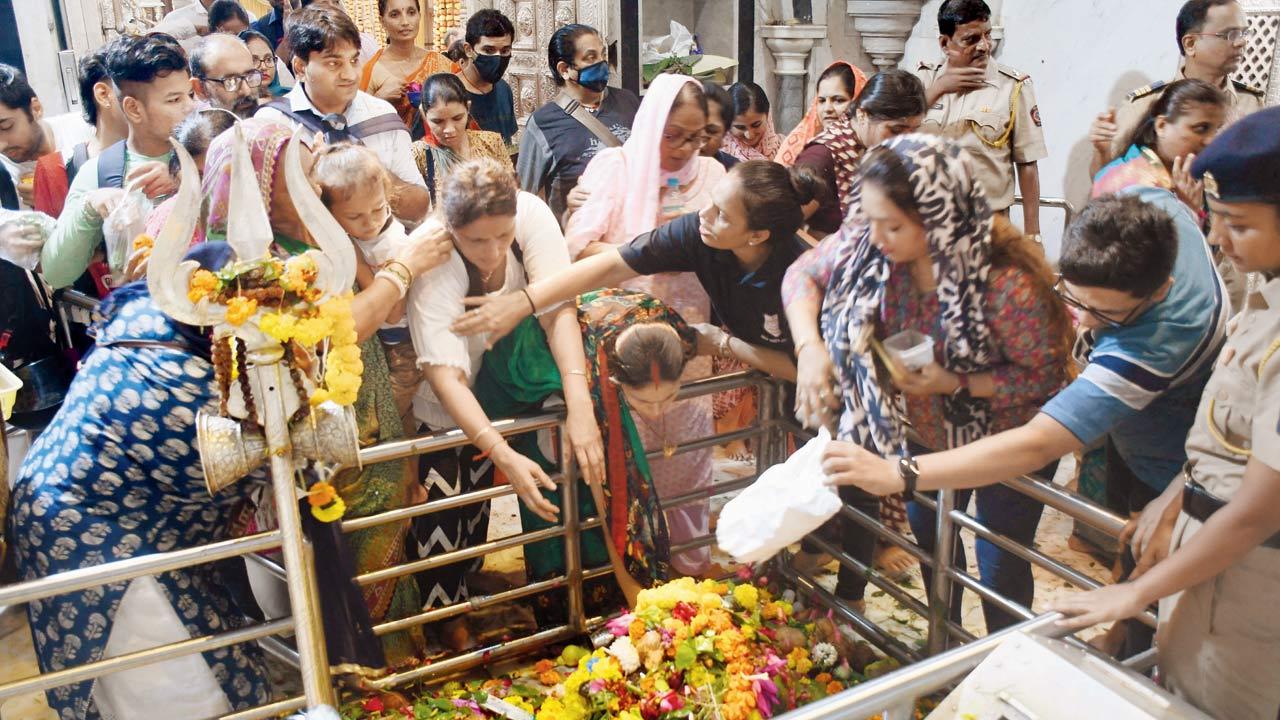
[1029,233,1044,246]
[897,455,920,495]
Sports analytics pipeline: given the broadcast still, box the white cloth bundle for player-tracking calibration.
[716,428,843,564]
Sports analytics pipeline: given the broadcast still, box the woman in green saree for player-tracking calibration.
[473,287,726,622]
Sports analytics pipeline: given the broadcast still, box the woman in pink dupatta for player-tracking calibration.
[722,81,782,162]
[774,61,867,167]
[565,74,725,576]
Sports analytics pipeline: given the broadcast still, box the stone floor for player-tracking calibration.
[0,452,1113,719]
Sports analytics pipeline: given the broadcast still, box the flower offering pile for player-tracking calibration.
[341,574,904,720]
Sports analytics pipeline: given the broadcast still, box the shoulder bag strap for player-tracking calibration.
[555,93,622,148]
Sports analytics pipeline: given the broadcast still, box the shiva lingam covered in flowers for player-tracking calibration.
[146,121,365,706]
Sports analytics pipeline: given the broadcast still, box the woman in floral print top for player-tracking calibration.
[783,136,1073,631]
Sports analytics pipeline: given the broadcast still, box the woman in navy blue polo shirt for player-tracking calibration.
[449,159,825,381]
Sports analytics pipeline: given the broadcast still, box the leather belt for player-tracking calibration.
[1182,475,1280,550]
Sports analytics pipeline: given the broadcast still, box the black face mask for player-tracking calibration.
[472,53,510,84]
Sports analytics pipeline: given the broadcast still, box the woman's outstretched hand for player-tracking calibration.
[491,443,561,523]
[565,399,605,488]
[821,441,901,495]
[794,342,841,430]
[1051,583,1149,631]
[450,292,532,345]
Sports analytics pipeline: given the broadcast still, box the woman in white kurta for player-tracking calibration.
[402,158,603,647]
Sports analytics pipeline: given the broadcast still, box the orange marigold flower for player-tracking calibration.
[814,672,833,684]
[307,481,337,507]
[187,269,219,303]
[826,680,844,695]
[132,233,154,251]
[225,296,257,326]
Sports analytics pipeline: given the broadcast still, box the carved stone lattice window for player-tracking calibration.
[1237,13,1278,88]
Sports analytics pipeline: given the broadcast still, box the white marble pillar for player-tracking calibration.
[846,0,925,70]
[761,24,828,132]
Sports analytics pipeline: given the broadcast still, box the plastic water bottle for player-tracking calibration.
[660,177,685,219]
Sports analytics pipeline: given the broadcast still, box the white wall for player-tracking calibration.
[901,0,1188,259]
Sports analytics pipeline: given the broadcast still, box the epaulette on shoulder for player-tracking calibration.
[1125,80,1168,102]
[997,65,1029,81]
[1232,78,1265,96]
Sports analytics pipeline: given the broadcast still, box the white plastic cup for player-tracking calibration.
[883,329,935,371]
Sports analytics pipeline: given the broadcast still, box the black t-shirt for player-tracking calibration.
[619,212,807,352]
[517,87,641,218]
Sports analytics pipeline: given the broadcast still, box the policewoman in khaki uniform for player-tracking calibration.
[1055,107,1280,720]
[916,0,1047,240]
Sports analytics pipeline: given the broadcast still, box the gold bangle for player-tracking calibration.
[384,259,415,285]
[374,268,408,298]
[564,368,588,378]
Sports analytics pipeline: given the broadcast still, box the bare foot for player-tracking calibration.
[873,544,916,582]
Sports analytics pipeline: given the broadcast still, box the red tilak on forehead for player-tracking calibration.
[650,359,662,390]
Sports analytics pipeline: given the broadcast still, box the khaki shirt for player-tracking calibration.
[1109,69,1266,160]
[917,61,1048,211]
[1183,273,1280,499]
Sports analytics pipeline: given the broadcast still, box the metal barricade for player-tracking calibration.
[1013,195,1077,236]
[0,370,778,718]
[1,364,1153,718]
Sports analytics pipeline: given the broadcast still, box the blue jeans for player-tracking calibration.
[907,462,1054,632]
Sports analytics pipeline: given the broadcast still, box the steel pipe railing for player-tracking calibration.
[1,368,1162,717]
[0,617,292,700]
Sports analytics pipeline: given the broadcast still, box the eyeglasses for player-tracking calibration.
[1191,27,1253,43]
[249,53,275,69]
[201,70,263,93]
[1051,275,1155,328]
[661,129,709,150]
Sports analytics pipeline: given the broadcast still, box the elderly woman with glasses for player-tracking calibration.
[563,73,726,577]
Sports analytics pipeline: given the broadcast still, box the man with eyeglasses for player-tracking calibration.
[1090,0,1264,176]
[190,34,260,119]
[916,0,1047,244]
[822,188,1229,656]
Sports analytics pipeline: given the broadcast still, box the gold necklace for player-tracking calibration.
[632,410,677,458]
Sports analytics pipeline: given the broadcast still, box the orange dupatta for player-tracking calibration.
[359,48,459,129]
[775,61,867,167]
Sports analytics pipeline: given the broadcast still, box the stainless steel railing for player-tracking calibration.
[2,352,1152,718]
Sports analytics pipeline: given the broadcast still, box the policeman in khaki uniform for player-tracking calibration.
[1056,107,1280,720]
[1107,70,1264,161]
[916,0,1047,239]
[1090,0,1263,173]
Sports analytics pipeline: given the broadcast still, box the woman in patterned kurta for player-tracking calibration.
[201,119,426,664]
[411,73,510,204]
[10,255,272,720]
[784,134,1072,630]
[565,74,724,576]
